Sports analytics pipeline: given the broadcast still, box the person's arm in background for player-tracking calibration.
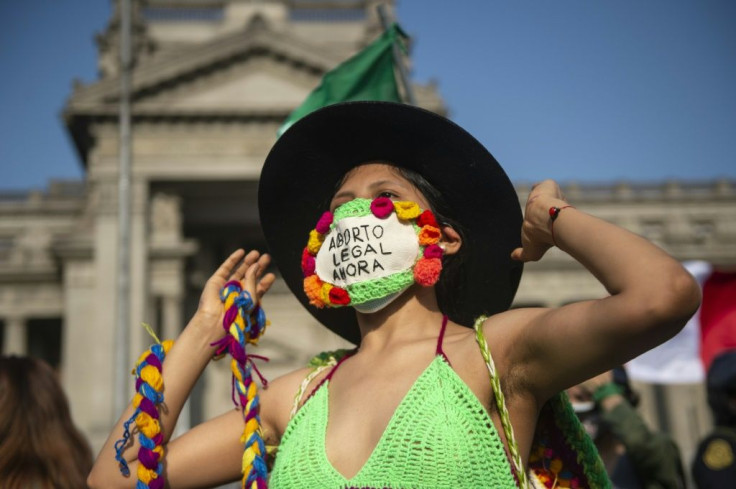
[586,371,687,489]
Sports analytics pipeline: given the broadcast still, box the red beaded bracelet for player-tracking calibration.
[549,205,574,247]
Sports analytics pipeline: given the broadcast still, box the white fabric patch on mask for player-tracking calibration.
[315,212,420,289]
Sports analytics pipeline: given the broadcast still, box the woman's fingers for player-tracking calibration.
[214,249,245,281]
[244,261,260,297]
[257,273,277,301]
[255,254,271,278]
[229,250,260,281]
[221,249,275,301]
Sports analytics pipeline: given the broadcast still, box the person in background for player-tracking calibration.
[568,367,686,489]
[0,355,93,489]
[692,349,736,489]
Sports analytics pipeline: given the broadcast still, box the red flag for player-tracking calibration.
[700,270,736,370]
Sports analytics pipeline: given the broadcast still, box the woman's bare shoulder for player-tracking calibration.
[481,307,550,343]
[260,360,335,436]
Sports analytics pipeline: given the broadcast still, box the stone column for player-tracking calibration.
[2,316,26,355]
[162,295,183,343]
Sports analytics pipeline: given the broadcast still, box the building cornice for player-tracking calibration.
[516,180,736,203]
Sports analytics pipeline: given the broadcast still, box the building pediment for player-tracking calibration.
[65,23,342,115]
[126,58,316,114]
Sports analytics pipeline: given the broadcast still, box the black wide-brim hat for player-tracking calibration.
[259,101,522,344]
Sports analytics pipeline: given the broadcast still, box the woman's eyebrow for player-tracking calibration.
[332,190,355,201]
[332,179,407,203]
[368,179,407,190]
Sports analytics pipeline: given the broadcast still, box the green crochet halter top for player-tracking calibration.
[269,319,518,489]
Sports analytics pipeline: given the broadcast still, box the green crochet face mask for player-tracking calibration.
[302,197,444,312]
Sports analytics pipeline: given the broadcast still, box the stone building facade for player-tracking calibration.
[1,0,734,471]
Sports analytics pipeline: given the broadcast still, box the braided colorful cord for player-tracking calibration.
[114,338,174,489]
[212,280,270,489]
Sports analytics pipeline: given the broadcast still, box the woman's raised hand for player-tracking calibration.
[196,249,277,333]
[511,179,569,263]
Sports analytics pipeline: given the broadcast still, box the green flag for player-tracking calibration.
[277,23,406,137]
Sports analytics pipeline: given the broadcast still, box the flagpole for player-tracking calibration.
[115,0,133,418]
[377,4,416,106]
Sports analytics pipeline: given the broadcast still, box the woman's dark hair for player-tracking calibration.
[0,355,93,489]
[332,163,469,320]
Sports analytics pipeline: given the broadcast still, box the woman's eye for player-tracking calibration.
[377,191,398,199]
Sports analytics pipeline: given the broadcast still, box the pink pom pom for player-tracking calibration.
[413,258,442,286]
[370,196,394,218]
[315,211,333,234]
[301,248,316,276]
[423,244,443,259]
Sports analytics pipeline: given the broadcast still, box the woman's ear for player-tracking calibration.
[440,225,462,256]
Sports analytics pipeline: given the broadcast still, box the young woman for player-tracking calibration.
[89,102,700,488]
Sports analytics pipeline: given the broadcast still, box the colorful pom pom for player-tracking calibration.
[328,286,351,305]
[301,247,315,277]
[315,211,334,234]
[423,244,444,260]
[370,196,394,218]
[413,258,442,286]
[307,229,325,254]
[304,275,325,308]
[394,201,421,220]
[418,225,441,246]
[417,209,439,228]
[320,282,333,304]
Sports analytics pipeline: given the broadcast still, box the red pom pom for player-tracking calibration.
[423,244,443,259]
[301,247,316,277]
[417,210,438,228]
[414,258,442,286]
[315,211,334,234]
[328,286,351,305]
[370,197,394,219]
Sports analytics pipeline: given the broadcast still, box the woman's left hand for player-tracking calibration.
[511,179,568,262]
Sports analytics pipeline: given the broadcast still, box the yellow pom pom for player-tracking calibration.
[394,201,421,220]
[137,464,157,483]
[132,392,143,408]
[307,229,324,254]
[140,365,163,391]
[550,458,563,474]
[320,282,333,304]
[135,411,160,438]
[161,339,174,354]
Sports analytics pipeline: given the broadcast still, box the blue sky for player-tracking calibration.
[1,1,734,190]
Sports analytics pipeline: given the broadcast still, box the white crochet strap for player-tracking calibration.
[474,316,529,489]
[290,363,334,419]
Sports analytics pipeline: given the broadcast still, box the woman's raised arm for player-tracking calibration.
[488,180,701,403]
[88,249,276,489]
